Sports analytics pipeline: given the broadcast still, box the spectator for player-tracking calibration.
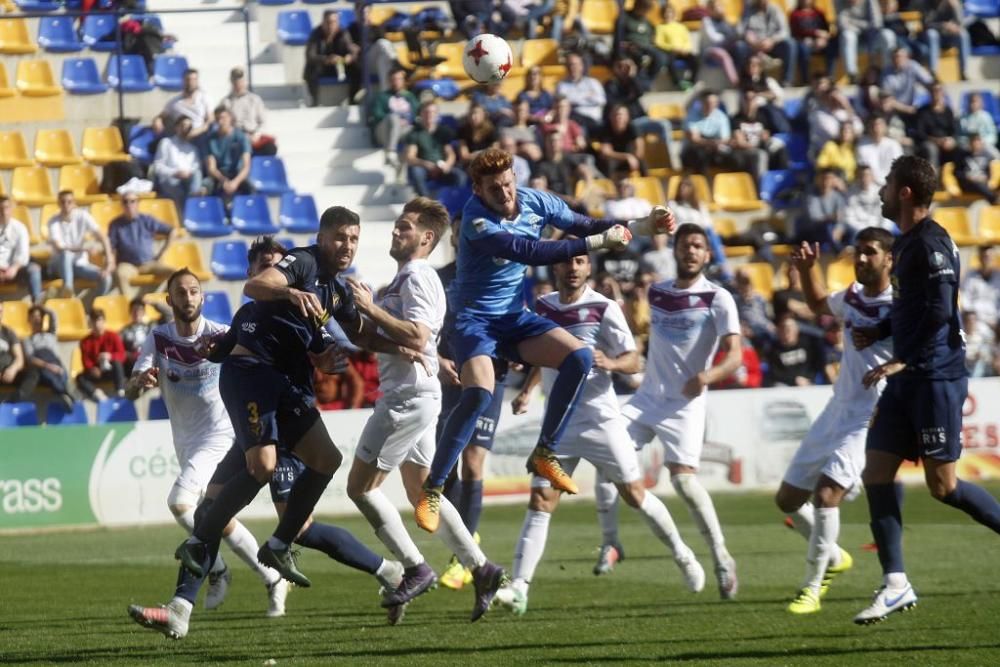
[47,190,113,297]
[654,2,698,90]
[921,0,971,81]
[457,103,500,166]
[120,296,170,374]
[555,53,607,135]
[960,245,1000,344]
[500,99,543,163]
[471,81,516,128]
[540,96,588,155]
[881,0,927,61]
[789,0,836,82]
[680,90,732,173]
[615,0,664,81]
[963,311,993,377]
[668,176,732,280]
[532,129,588,196]
[350,349,381,407]
[500,0,556,39]
[806,76,862,158]
[879,47,934,118]
[740,54,792,134]
[368,66,419,167]
[711,327,764,388]
[220,66,274,156]
[699,0,741,86]
[516,66,554,116]
[841,164,892,242]
[76,308,126,402]
[162,68,212,141]
[915,82,959,170]
[731,88,790,179]
[735,0,796,86]
[959,92,999,157]
[0,196,42,303]
[604,176,652,220]
[856,115,904,185]
[765,314,824,386]
[403,102,466,197]
[596,240,642,295]
[108,194,178,299]
[641,232,677,281]
[304,9,361,105]
[799,169,847,248]
[22,305,74,410]
[817,122,858,181]
[604,57,677,165]
[596,104,645,176]
[152,116,202,215]
[204,107,253,207]
[837,0,895,84]
[313,363,365,410]
[0,301,39,403]
[955,135,999,204]
[623,268,653,363]
[734,269,775,344]
[551,0,588,44]
[874,90,914,148]
[498,135,531,186]
[772,263,815,323]
[594,272,626,310]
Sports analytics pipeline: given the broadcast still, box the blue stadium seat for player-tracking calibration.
[338,9,357,28]
[277,10,313,46]
[96,398,138,424]
[152,54,188,91]
[439,184,472,217]
[260,0,294,4]
[250,156,292,195]
[965,0,1000,17]
[183,197,230,237]
[232,195,280,235]
[775,133,809,173]
[210,240,250,280]
[61,57,109,95]
[46,400,89,426]
[961,90,1000,125]
[759,170,797,209]
[302,0,337,4]
[127,124,156,163]
[106,54,154,93]
[15,0,61,11]
[279,193,319,233]
[147,396,169,420]
[0,402,39,428]
[783,97,803,120]
[82,14,118,51]
[203,291,234,324]
[38,16,84,53]
[412,78,461,101]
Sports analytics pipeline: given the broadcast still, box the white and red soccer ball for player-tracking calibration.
[463,34,513,84]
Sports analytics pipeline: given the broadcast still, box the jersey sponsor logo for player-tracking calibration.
[241,321,257,334]
[278,255,296,268]
[919,426,947,446]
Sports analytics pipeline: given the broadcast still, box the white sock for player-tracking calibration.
[885,571,909,589]
[636,491,690,558]
[224,520,279,585]
[512,509,551,586]
[174,508,226,574]
[356,489,424,569]
[594,476,620,546]
[672,473,730,566]
[788,502,815,540]
[375,558,404,589]
[168,596,194,615]
[437,496,486,569]
[803,507,839,593]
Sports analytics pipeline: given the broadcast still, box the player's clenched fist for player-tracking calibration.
[586,224,633,251]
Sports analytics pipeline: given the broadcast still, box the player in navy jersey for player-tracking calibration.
[414,147,676,532]
[853,155,1000,625]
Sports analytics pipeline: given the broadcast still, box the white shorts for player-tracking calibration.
[622,394,706,468]
[170,436,234,506]
[355,390,440,472]
[782,402,870,492]
[532,415,642,489]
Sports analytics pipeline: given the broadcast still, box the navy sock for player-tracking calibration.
[459,479,484,534]
[443,469,463,509]
[174,539,220,604]
[865,483,905,575]
[193,470,264,543]
[273,467,334,545]
[941,480,1000,534]
[537,347,593,451]
[427,387,492,488]
[295,521,382,574]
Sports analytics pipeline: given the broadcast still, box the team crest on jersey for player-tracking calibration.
[472,218,488,233]
[278,255,296,268]
[577,308,590,321]
[931,251,946,268]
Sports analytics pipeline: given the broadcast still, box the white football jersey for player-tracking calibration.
[536,287,636,421]
[639,275,740,402]
[827,282,894,413]
[375,259,445,395]
[134,318,234,450]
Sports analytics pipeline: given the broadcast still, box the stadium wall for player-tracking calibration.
[4,378,1000,533]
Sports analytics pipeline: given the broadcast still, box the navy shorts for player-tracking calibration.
[220,355,321,454]
[437,361,508,452]
[208,442,306,503]
[450,310,558,367]
[866,375,968,462]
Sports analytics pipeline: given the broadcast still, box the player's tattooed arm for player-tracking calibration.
[791,241,833,317]
[512,365,542,415]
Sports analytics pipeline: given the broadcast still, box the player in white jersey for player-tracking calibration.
[124,269,283,613]
[492,251,706,615]
[775,227,895,614]
[344,197,508,623]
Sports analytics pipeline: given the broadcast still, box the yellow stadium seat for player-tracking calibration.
[574,177,615,200]
[825,255,856,292]
[0,18,37,55]
[934,206,980,246]
[643,136,674,177]
[0,299,31,339]
[89,200,124,234]
[580,0,617,34]
[11,165,56,206]
[38,203,60,240]
[991,160,1000,191]
[0,130,33,168]
[58,165,108,205]
[34,129,82,167]
[92,294,131,332]
[81,127,130,164]
[11,203,35,236]
[432,42,471,80]
[712,172,767,212]
[131,240,210,286]
[44,297,90,341]
[665,174,712,207]
[720,0,743,23]
[138,198,180,229]
[0,62,15,98]
[632,176,666,205]
[69,346,83,378]
[519,38,563,75]
[712,217,754,258]
[980,206,1000,242]
[15,59,61,97]
[647,103,684,121]
[740,262,775,300]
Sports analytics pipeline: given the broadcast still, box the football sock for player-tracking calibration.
[940,480,1000,533]
[295,521,382,574]
[356,489,424,568]
[788,502,815,540]
[865,483,905,575]
[595,476,620,546]
[173,507,196,533]
[636,491,688,557]
[459,479,484,534]
[443,474,463,516]
[223,520,277,584]
[804,507,839,593]
[193,470,264,544]
[272,467,333,546]
[536,348,593,451]
[438,496,486,569]
[174,539,220,604]
[513,509,551,587]
[672,473,730,566]
[427,387,492,487]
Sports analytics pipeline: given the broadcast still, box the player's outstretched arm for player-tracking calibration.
[471,228,631,267]
[792,241,833,317]
[245,266,324,321]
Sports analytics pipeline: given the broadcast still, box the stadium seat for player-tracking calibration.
[96,398,138,423]
[14,0,61,10]
[965,0,1000,17]
[277,10,312,46]
[647,102,684,121]
[249,156,291,195]
[775,132,809,172]
[11,166,56,206]
[135,241,210,284]
[147,396,169,420]
[61,57,109,94]
[152,54,188,91]
[520,39,562,73]
[712,217,754,258]
[38,16,84,52]
[275,237,296,252]
[643,136,674,177]
[665,174,712,207]
[278,193,319,233]
[44,297,89,341]
[231,195,279,235]
[580,0,617,34]
[59,165,108,204]
[183,196,229,237]
[632,176,666,205]
[759,169,798,209]
[0,63,15,98]
[979,206,1000,241]
[203,290,233,324]
[961,91,1000,125]
[210,239,250,280]
[45,400,89,426]
[438,185,473,218]
[431,41,469,80]
[934,206,980,246]
[34,129,82,167]
[0,18,37,55]
[90,200,124,233]
[82,14,118,51]
[92,294,131,331]
[740,262,776,300]
[411,78,461,101]
[0,130,34,168]
[260,0,294,5]
[138,198,180,229]
[825,254,856,291]
[106,54,154,93]
[127,124,157,163]
[81,127,130,164]
[15,59,61,97]
[0,402,39,428]
[1,299,31,338]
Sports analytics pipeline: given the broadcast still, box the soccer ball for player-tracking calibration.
[463,34,513,84]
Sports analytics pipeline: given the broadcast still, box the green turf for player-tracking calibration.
[2,483,999,665]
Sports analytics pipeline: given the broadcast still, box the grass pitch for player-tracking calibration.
[2,483,999,665]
